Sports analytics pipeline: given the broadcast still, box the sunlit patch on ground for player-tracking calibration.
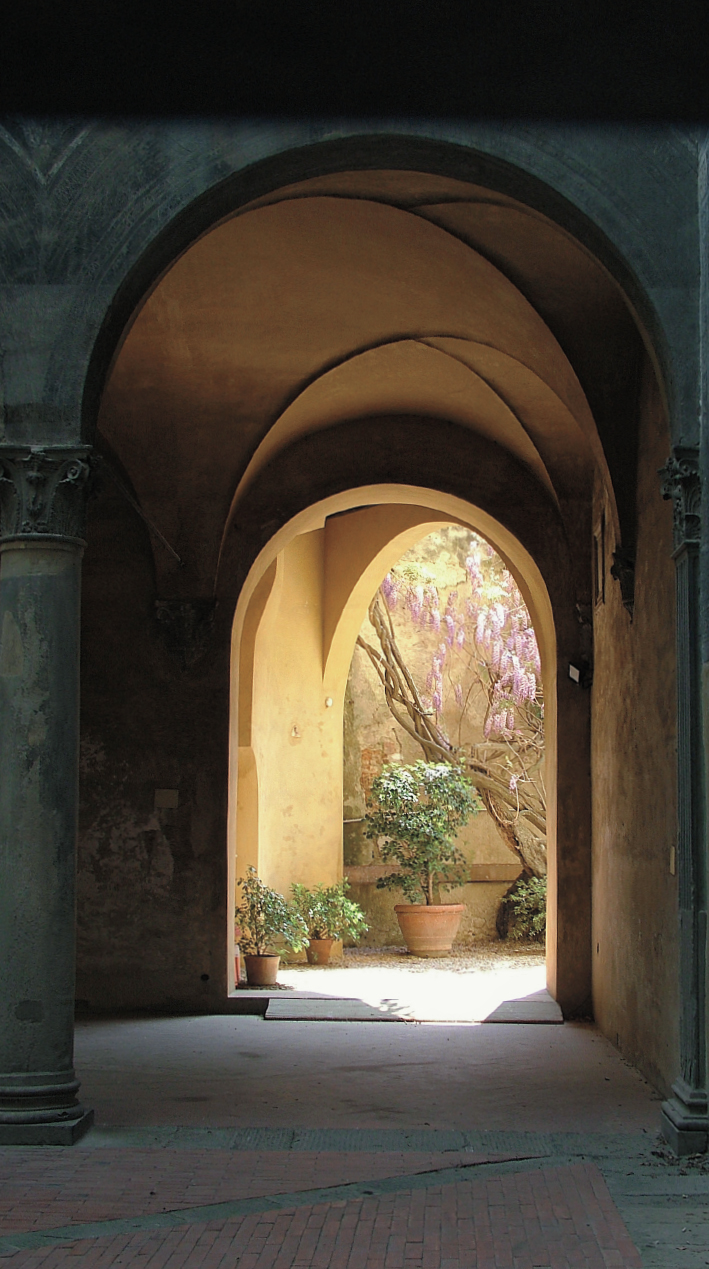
[279,941,546,1022]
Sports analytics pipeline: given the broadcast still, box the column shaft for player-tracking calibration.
[660,447,709,1154]
[0,447,93,1144]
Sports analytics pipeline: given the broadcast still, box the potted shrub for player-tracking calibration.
[291,879,369,965]
[365,760,481,956]
[235,866,309,985]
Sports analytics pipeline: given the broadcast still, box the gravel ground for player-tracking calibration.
[333,941,546,974]
[237,943,545,993]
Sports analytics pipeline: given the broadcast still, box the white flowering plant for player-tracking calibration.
[290,879,369,941]
[364,761,481,905]
[235,867,309,956]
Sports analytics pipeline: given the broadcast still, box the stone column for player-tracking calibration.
[0,447,93,1144]
[660,446,709,1154]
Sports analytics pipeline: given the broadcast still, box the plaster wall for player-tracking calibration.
[248,530,343,897]
[591,358,679,1093]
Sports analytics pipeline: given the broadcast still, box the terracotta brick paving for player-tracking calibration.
[0,1153,641,1268]
[0,1152,488,1235]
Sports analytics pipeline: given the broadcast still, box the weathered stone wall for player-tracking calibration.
[591,355,679,1093]
[76,478,231,1011]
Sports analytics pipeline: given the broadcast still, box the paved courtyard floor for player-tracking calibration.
[2,950,709,1267]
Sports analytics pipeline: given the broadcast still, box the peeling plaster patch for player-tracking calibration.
[76,779,208,983]
[80,800,176,908]
[15,1000,44,1022]
[0,611,23,676]
[79,736,107,777]
[27,713,47,746]
[154,788,179,809]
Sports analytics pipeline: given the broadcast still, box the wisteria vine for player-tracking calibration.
[358,532,547,877]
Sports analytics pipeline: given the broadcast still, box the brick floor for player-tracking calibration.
[0,1152,495,1235]
[0,1156,641,1268]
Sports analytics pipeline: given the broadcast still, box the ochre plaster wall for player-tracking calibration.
[591,358,679,1093]
[238,509,466,903]
[247,530,343,897]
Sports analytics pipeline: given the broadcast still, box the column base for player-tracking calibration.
[662,1080,709,1155]
[0,1108,93,1146]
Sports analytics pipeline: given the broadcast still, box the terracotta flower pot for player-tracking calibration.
[394,904,465,957]
[305,937,336,965]
[243,953,280,986]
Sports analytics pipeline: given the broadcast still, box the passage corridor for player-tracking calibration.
[2,1013,709,1266]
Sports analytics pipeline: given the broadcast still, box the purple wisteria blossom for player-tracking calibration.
[382,533,542,740]
[381,573,399,607]
[364,527,546,880]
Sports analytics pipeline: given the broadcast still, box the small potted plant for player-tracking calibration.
[235,866,309,985]
[364,760,481,956]
[290,879,369,965]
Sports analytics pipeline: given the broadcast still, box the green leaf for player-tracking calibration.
[235,867,310,954]
[290,879,368,940]
[364,761,481,904]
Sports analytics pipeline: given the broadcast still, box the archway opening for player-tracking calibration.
[229,487,558,1017]
[344,524,546,948]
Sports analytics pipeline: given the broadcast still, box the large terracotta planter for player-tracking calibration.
[243,954,280,986]
[394,904,465,957]
[306,938,336,965]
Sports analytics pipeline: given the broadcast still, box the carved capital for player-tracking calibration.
[0,447,93,543]
[610,547,635,620]
[660,446,701,552]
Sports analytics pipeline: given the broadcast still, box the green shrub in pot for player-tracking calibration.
[364,760,480,904]
[235,867,309,954]
[291,879,369,942]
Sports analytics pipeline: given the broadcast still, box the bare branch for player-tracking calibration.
[356,585,547,876]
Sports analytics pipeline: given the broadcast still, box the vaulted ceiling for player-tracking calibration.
[98,168,648,601]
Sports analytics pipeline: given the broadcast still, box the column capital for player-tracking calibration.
[659,445,701,553]
[0,446,93,545]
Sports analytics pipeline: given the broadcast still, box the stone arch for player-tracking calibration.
[89,161,641,1020]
